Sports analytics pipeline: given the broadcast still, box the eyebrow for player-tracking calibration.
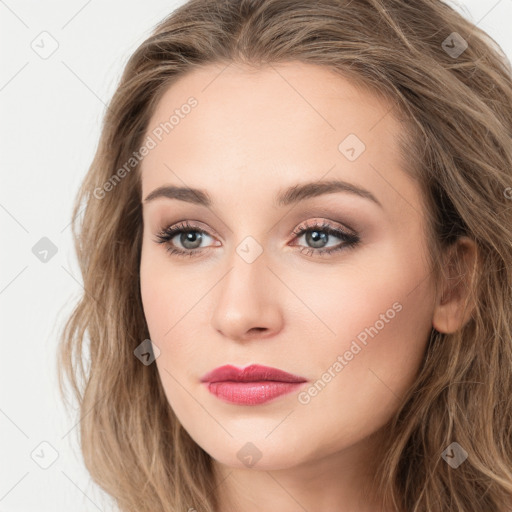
[143,179,383,209]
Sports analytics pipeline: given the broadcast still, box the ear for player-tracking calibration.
[432,236,478,334]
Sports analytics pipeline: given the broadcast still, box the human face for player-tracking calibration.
[139,61,436,471]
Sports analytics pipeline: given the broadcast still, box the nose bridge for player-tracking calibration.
[227,237,268,296]
[211,236,283,340]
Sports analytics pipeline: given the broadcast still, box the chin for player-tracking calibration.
[206,441,308,471]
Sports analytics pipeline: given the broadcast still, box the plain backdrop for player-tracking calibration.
[1,1,511,510]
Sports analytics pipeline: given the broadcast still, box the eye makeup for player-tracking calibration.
[153,218,361,259]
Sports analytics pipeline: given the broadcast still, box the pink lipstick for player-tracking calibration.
[200,364,308,405]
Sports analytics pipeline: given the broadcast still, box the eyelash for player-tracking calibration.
[154,219,360,259]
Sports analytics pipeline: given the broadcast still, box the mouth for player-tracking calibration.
[200,364,308,405]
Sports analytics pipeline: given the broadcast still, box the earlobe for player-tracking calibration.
[432,237,478,334]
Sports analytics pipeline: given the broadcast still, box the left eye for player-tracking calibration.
[290,220,360,256]
[167,228,212,250]
[154,221,215,254]
[154,219,360,258]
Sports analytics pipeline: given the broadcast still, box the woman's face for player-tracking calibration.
[139,61,436,471]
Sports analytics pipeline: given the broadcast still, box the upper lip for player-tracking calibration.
[200,364,307,383]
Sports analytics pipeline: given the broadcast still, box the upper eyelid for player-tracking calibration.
[292,218,355,235]
[163,218,349,231]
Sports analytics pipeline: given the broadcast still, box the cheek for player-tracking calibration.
[304,291,431,447]
[139,241,189,358]
[140,244,167,338]
[139,248,197,415]
[139,240,210,374]
[297,247,434,439]
[292,239,433,355]
[140,237,194,338]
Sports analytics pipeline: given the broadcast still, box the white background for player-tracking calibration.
[1,1,511,510]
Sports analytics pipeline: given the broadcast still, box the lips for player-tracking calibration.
[200,364,308,405]
[200,364,307,384]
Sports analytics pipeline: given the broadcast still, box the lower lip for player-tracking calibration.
[205,381,306,405]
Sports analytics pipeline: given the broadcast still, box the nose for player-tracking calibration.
[210,248,284,342]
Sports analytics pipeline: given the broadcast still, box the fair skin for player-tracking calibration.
[139,61,475,512]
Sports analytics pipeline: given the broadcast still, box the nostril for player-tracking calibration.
[249,327,266,334]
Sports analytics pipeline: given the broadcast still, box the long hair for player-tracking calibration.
[56,1,512,510]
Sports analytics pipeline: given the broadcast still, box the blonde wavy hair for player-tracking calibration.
[57,0,512,510]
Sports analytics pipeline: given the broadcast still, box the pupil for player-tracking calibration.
[181,231,202,249]
[307,230,327,248]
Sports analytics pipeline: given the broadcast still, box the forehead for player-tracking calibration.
[140,61,414,212]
